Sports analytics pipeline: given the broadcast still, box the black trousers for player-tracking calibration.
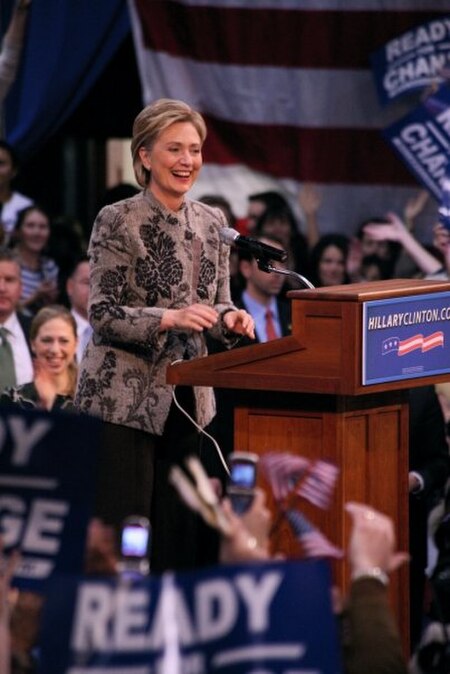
[95,387,219,574]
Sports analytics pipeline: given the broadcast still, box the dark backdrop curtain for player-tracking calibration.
[3,0,130,158]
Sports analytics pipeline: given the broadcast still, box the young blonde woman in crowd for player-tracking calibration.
[0,304,77,411]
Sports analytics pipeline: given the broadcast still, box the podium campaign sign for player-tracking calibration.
[0,407,100,591]
[362,291,450,385]
[38,559,341,674]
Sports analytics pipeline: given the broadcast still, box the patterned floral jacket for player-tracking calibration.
[74,190,237,435]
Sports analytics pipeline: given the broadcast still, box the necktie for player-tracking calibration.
[265,308,278,341]
[78,324,93,361]
[0,326,17,391]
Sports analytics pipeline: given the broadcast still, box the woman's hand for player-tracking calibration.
[160,304,219,332]
[223,309,255,339]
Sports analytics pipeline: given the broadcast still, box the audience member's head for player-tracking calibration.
[238,235,286,305]
[255,205,298,247]
[0,248,22,323]
[11,205,51,256]
[308,233,350,287]
[360,254,392,282]
[255,205,309,279]
[66,256,90,320]
[30,305,78,398]
[247,191,290,233]
[357,217,401,274]
[47,215,87,278]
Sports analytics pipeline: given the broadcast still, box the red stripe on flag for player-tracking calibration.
[398,334,423,356]
[202,116,416,185]
[134,0,445,69]
[422,331,444,352]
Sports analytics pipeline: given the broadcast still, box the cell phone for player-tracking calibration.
[227,451,259,514]
[119,516,151,577]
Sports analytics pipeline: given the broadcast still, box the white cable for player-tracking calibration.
[169,359,230,476]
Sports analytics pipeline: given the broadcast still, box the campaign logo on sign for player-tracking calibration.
[382,331,444,356]
[0,408,100,591]
[362,291,450,385]
[38,559,341,674]
[383,83,450,200]
[370,16,450,105]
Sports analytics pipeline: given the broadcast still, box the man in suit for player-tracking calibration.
[66,255,92,364]
[0,248,33,392]
[235,236,291,343]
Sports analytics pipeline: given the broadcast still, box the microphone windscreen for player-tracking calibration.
[219,227,239,245]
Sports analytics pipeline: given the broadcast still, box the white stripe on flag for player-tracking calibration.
[131,48,414,130]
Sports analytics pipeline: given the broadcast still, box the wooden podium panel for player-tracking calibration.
[232,391,409,641]
[167,278,450,654]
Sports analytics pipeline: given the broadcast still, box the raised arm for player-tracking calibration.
[298,183,321,250]
[363,212,443,276]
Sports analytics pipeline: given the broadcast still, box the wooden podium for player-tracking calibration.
[167,278,450,651]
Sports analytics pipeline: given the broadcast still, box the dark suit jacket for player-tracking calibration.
[409,386,449,495]
[408,385,450,648]
[17,311,33,352]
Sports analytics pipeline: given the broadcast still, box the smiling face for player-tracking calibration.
[17,208,50,254]
[318,244,346,286]
[31,317,77,377]
[139,121,203,210]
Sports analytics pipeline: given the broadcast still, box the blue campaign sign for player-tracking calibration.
[0,408,100,591]
[38,560,341,674]
[370,15,450,105]
[383,83,450,200]
[362,291,450,385]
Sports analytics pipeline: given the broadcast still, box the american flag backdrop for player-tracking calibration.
[128,0,447,237]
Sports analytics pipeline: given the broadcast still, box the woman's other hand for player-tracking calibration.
[160,303,219,332]
[223,309,255,339]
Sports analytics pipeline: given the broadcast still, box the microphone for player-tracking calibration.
[219,228,287,262]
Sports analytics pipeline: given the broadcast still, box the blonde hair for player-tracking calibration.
[30,305,78,397]
[131,98,207,188]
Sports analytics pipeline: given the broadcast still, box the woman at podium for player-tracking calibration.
[74,98,254,572]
